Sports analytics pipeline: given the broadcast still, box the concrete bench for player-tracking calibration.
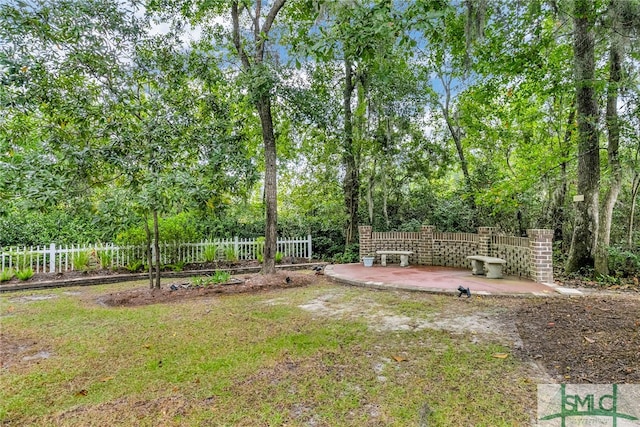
[466,255,506,279]
[376,250,414,267]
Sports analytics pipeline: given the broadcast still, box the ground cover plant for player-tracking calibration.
[1,273,639,426]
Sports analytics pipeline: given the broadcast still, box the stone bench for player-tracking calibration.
[466,255,506,279]
[376,250,414,267]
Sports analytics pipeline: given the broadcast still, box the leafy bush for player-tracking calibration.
[255,237,265,261]
[224,246,238,262]
[203,244,218,263]
[116,212,199,245]
[165,261,185,272]
[72,251,91,272]
[126,260,144,273]
[333,243,360,263]
[98,250,112,269]
[212,270,231,283]
[191,270,232,287]
[16,268,34,280]
[0,269,15,282]
[608,247,639,278]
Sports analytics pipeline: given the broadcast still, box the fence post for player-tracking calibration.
[49,243,56,273]
[307,234,312,260]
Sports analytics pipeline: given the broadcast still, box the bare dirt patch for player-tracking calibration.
[0,334,51,370]
[98,271,315,307]
[298,291,521,346]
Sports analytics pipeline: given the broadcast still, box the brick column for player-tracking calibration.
[419,225,435,265]
[358,225,373,261]
[477,227,495,257]
[528,229,554,284]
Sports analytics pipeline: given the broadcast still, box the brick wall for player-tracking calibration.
[432,232,478,268]
[492,235,531,278]
[371,231,420,265]
[528,229,554,284]
[358,224,554,283]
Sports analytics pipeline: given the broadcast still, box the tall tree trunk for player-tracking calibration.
[381,163,389,228]
[367,158,376,224]
[153,209,160,289]
[144,213,153,289]
[595,35,623,276]
[547,107,574,245]
[231,0,285,275]
[343,57,359,245]
[257,96,278,274]
[439,74,477,227]
[566,0,600,273]
[629,172,640,249]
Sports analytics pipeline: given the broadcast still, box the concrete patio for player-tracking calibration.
[324,263,580,297]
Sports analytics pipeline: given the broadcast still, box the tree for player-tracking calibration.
[594,0,640,275]
[566,0,600,273]
[229,0,285,274]
[2,0,255,285]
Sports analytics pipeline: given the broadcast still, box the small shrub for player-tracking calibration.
[125,260,144,273]
[98,251,112,269]
[608,247,640,278]
[275,252,284,264]
[191,276,206,287]
[191,271,232,287]
[212,270,231,284]
[203,244,218,263]
[16,268,34,281]
[166,261,185,272]
[72,251,91,272]
[0,269,15,282]
[224,246,238,262]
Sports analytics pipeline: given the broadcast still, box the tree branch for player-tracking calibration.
[231,1,252,70]
[255,0,286,62]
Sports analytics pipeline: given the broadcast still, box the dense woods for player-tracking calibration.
[1,0,639,280]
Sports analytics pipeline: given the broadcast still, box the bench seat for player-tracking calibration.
[466,255,506,279]
[376,250,414,267]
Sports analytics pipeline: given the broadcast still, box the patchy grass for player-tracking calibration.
[0,279,537,426]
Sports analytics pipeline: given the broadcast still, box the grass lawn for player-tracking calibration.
[1,277,537,426]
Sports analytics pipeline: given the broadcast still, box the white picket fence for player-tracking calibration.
[0,236,313,273]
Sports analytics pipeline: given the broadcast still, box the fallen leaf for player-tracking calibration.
[547,322,555,327]
[75,389,88,397]
[100,377,114,382]
[492,353,509,359]
[584,336,595,344]
[392,355,407,362]
[144,344,151,349]
[7,306,14,312]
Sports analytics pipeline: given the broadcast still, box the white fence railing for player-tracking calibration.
[0,236,313,273]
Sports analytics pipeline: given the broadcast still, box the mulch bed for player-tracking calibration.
[515,297,640,384]
[98,271,317,307]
